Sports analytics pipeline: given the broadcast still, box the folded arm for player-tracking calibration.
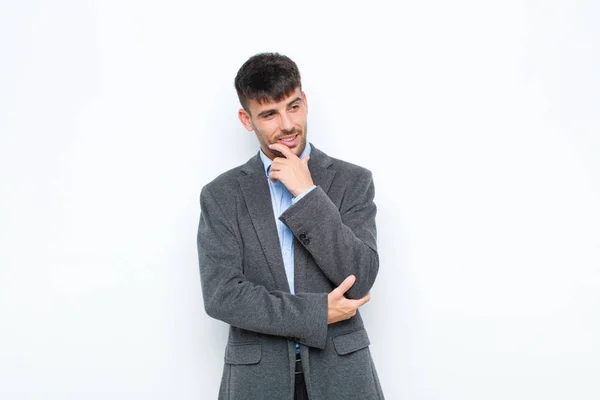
[279,169,379,300]
[197,187,329,348]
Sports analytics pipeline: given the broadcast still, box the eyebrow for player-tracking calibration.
[256,97,302,118]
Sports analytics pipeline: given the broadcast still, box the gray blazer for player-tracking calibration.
[197,145,384,399]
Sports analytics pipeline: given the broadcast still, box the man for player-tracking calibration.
[197,53,384,399]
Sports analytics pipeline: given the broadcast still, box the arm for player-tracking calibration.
[197,186,329,349]
[280,169,378,300]
[267,143,379,300]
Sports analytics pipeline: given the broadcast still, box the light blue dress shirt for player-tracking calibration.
[259,143,315,295]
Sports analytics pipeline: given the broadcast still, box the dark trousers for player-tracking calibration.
[295,353,309,400]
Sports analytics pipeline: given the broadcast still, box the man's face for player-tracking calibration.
[238,88,308,160]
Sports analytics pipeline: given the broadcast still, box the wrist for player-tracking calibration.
[292,184,316,203]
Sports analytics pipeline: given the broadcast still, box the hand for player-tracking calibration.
[327,275,371,324]
[268,143,314,197]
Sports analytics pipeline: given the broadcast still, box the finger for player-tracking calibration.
[270,158,286,169]
[333,275,356,296]
[356,292,371,307]
[269,170,279,182]
[301,155,310,167]
[269,143,297,159]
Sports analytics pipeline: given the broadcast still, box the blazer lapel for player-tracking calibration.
[237,145,336,294]
[309,146,336,194]
[238,154,291,292]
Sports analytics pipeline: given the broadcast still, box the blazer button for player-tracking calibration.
[299,233,310,245]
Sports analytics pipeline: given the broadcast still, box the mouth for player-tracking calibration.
[277,133,299,148]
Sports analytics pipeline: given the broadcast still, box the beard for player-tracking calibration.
[256,123,308,159]
[274,125,308,156]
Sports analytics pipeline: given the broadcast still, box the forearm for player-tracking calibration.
[280,181,379,300]
[199,262,328,348]
[198,192,329,348]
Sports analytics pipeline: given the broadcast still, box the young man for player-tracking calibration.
[197,53,384,400]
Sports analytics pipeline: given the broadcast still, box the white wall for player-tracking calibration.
[1,1,599,399]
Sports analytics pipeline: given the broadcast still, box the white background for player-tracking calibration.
[1,1,599,399]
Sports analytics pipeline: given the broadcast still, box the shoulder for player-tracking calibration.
[199,159,256,209]
[201,151,262,194]
[202,164,243,194]
[315,148,373,187]
[329,156,373,179]
[312,145,372,178]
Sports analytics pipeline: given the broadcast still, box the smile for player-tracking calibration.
[277,134,299,147]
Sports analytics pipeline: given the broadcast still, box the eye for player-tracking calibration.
[290,104,300,111]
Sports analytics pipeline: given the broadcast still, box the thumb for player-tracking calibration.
[301,155,310,166]
[333,275,356,297]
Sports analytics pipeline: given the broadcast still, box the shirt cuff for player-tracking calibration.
[292,185,316,204]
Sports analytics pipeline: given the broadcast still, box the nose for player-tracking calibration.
[279,112,294,133]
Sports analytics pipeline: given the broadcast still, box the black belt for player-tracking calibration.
[295,352,303,375]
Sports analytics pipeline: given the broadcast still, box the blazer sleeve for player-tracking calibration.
[197,186,329,349]
[279,168,378,300]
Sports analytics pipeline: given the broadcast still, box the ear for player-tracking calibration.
[302,91,308,113]
[238,108,254,131]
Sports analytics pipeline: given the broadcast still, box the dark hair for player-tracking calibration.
[234,52,302,112]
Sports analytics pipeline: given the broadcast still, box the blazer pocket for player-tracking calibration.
[333,328,371,355]
[224,342,262,365]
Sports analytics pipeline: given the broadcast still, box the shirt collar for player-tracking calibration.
[259,142,312,178]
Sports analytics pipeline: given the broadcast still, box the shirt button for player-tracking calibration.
[284,250,290,256]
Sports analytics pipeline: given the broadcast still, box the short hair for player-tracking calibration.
[234,52,302,112]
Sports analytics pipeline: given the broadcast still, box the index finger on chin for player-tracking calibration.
[269,143,296,159]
